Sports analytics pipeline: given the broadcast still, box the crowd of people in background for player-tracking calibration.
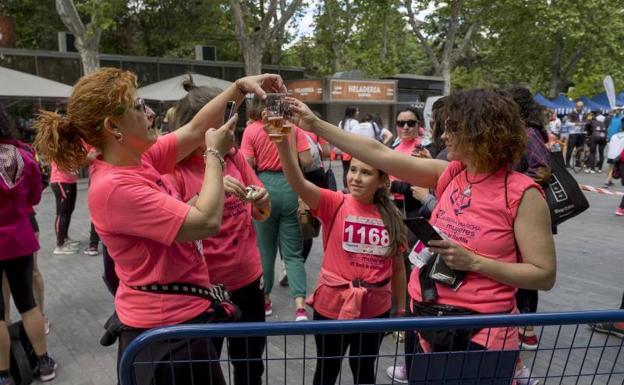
[1,69,623,385]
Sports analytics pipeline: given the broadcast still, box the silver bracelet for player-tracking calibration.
[203,147,225,170]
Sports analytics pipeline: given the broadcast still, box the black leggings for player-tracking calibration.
[118,312,226,385]
[212,276,266,385]
[516,288,538,314]
[588,137,607,170]
[313,310,388,385]
[0,254,37,320]
[565,133,585,166]
[51,182,77,246]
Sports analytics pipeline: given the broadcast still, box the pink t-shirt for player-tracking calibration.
[89,134,212,329]
[407,161,542,348]
[391,137,423,200]
[50,161,77,184]
[164,150,263,291]
[240,121,310,171]
[311,189,395,319]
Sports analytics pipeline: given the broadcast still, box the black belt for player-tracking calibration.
[352,277,391,289]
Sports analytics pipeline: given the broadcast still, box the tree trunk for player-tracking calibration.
[442,60,452,95]
[243,43,265,75]
[548,34,564,98]
[55,0,100,75]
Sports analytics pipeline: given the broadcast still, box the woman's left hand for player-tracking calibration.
[235,74,286,99]
[427,239,480,272]
[251,186,269,207]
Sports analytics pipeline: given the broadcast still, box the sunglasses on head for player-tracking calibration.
[396,120,418,128]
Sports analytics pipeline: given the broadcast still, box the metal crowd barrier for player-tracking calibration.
[119,310,624,385]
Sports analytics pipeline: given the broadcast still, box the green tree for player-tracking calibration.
[0,0,65,50]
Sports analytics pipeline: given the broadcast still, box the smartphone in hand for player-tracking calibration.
[223,101,236,124]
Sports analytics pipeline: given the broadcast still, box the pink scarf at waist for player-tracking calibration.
[306,268,390,320]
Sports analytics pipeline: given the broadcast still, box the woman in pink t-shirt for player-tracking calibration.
[34,67,285,385]
[164,79,270,385]
[272,121,407,385]
[287,90,556,381]
[49,160,79,254]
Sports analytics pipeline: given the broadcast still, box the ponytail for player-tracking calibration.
[373,181,407,258]
[33,111,87,173]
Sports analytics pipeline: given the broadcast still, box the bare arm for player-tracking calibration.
[287,98,447,188]
[430,188,556,290]
[382,129,394,146]
[297,148,313,170]
[275,136,322,210]
[174,74,286,163]
[175,120,235,241]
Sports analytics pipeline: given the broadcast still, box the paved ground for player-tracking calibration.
[24,163,624,385]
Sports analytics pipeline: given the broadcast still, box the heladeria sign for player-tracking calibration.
[330,79,396,102]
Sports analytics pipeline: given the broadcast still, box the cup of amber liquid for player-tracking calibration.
[266,93,285,143]
[282,98,294,137]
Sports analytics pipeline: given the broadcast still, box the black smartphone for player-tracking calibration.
[223,101,236,124]
[406,217,443,246]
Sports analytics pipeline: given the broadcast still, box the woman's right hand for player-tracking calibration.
[205,115,237,155]
[284,97,320,133]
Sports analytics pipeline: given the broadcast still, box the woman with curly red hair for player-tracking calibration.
[33,67,285,384]
[286,89,556,380]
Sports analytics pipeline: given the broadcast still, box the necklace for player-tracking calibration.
[462,170,494,197]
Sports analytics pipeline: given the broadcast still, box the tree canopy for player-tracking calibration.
[2,0,623,96]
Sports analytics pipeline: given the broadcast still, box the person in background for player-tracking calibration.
[241,97,312,321]
[0,106,56,383]
[272,121,406,385]
[287,89,556,385]
[508,87,552,354]
[49,159,79,255]
[587,112,608,173]
[165,78,270,385]
[565,101,590,168]
[372,113,394,146]
[338,106,360,190]
[34,67,282,384]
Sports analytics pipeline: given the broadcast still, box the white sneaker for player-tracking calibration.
[65,237,80,246]
[515,366,540,385]
[386,365,409,383]
[53,242,78,255]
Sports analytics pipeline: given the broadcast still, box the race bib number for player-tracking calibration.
[342,215,390,256]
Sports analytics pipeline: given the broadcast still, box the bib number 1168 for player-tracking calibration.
[344,224,390,246]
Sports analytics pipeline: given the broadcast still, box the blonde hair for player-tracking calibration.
[33,68,137,172]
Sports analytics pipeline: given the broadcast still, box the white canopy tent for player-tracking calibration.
[0,66,72,98]
[137,74,232,102]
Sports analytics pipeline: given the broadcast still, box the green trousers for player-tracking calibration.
[254,172,306,298]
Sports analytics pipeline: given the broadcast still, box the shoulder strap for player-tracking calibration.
[323,195,346,252]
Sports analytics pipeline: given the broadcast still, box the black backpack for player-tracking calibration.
[9,322,37,385]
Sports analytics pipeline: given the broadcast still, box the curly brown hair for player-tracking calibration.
[442,89,526,172]
[33,68,137,172]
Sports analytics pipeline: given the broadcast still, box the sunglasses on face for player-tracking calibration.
[134,98,146,113]
[396,120,418,128]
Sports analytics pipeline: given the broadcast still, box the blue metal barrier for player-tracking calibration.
[119,310,624,385]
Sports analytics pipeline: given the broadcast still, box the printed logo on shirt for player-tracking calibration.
[342,215,390,256]
[449,188,471,215]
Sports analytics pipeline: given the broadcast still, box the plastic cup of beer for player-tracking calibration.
[266,93,285,143]
[282,99,294,137]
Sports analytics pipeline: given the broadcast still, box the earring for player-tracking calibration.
[114,130,124,144]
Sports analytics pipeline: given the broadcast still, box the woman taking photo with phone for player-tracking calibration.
[164,78,270,385]
[34,67,284,384]
[286,90,556,378]
[270,114,407,385]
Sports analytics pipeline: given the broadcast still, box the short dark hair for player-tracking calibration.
[0,106,17,140]
[395,106,422,124]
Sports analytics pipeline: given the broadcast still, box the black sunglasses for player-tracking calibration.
[396,120,418,128]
